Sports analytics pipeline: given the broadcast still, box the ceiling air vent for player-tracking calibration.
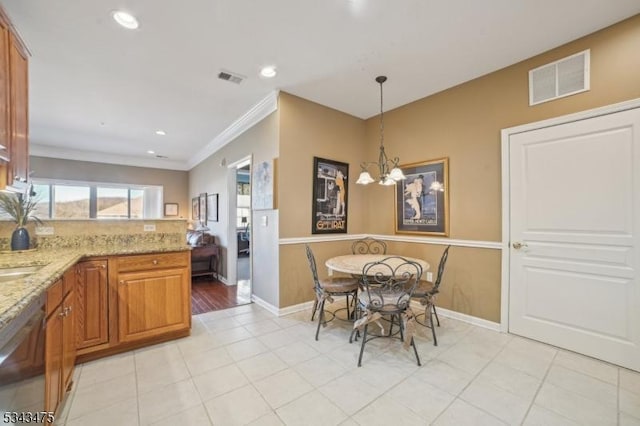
[529,49,590,106]
[218,69,245,84]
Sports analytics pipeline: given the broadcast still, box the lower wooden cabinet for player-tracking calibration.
[117,266,191,343]
[45,268,76,415]
[76,259,108,350]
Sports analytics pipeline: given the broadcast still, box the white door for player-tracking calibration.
[509,107,640,371]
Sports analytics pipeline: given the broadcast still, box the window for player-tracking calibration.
[29,179,163,219]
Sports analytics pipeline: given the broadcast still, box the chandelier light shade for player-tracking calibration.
[356,76,406,186]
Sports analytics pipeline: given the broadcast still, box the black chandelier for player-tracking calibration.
[356,76,405,186]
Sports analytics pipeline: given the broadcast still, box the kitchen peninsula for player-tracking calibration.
[0,219,193,417]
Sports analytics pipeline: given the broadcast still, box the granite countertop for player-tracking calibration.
[0,243,192,338]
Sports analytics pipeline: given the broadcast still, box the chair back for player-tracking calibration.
[305,245,322,293]
[433,245,451,291]
[360,256,423,313]
[351,237,387,255]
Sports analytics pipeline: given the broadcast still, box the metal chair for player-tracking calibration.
[412,245,450,346]
[351,256,422,367]
[351,237,387,255]
[305,245,359,341]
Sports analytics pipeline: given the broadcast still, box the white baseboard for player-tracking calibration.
[251,296,315,317]
[410,301,501,332]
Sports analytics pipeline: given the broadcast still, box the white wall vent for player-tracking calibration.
[218,69,245,84]
[529,49,590,106]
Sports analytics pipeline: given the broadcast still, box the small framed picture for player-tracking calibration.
[199,193,207,224]
[164,203,178,217]
[312,157,349,234]
[207,193,219,222]
[192,197,199,220]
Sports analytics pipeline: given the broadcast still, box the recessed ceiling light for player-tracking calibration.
[147,150,155,154]
[112,11,139,30]
[155,130,166,136]
[260,66,277,78]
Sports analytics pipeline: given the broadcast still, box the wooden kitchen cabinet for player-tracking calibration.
[76,259,109,351]
[45,269,76,415]
[0,6,29,189]
[116,252,191,344]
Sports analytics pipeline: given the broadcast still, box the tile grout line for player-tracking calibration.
[428,329,509,425]
[519,349,558,425]
[617,368,620,426]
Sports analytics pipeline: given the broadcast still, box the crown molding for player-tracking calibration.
[30,144,189,170]
[187,90,279,170]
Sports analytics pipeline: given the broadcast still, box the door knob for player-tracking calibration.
[512,242,528,250]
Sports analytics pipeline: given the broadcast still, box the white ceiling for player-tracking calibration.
[2,0,639,171]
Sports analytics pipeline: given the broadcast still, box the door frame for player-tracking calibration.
[226,155,252,286]
[500,97,640,333]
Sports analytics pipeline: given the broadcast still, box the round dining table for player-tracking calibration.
[326,254,430,277]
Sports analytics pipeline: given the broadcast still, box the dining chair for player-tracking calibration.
[305,245,359,341]
[412,245,450,346]
[351,256,423,367]
[351,237,387,255]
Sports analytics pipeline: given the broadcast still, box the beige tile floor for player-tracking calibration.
[56,302,640,426]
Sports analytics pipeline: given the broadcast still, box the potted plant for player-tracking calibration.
[0,189,43,250]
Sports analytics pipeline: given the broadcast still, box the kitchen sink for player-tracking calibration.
[0,265,44,282]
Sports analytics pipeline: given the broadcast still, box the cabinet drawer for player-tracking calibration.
[116,252,189,273]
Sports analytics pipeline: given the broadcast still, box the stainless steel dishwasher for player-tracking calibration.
[0,292,51,424]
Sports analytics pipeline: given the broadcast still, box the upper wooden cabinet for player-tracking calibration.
[0,6,29,190]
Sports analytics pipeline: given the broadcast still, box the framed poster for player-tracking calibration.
[253,159,274,210]
[312,157,349,234]
[207,193,219,222]
[199,193,207,224]
[191,197,199,221]
[164,203,178,217]
[395,157,449,236]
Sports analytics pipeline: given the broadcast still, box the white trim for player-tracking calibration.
[500,97,640,334]
[31,144,189,171]
[251,295,280,316]
[410,301,501,332]
[279,233,501,250]
[250,295,315,317]
[187,91,279,169]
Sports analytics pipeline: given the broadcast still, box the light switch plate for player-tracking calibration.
[261,216,268,226]
[35,226,54,235]
[143,224,156,232]
[426,272,433,282]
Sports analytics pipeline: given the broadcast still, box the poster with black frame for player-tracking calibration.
[394,158,449,236]
[312,157,349,234]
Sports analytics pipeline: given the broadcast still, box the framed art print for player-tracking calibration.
[395,157,449,236]
[312,157,349,234]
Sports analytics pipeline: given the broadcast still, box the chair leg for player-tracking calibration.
[315,299,325,341]
[428,303,438,346]
[345,294,351,320]
[357,323,369,367]
[410,335,421,366]
[433,304,441,327]
[310,298,318,321]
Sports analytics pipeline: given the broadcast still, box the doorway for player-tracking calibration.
[236,162,251,305]
[502,102,640,371]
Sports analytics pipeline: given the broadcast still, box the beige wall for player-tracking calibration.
[277,93,368,307]
[30,156,190,219]
[276,15,640,321]
[189,110,279,305]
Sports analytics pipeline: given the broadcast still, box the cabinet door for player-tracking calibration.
[45,303,62,414]
[61,287,75,393]
[7,31,28,184]
[0,15,9,160]
[117,267,190,343]
[76,260,108,349]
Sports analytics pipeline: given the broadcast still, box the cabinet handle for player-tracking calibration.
[152,260,159,265]
[119,280,125,285]
[101,264,106,269]
[59,310,66,317]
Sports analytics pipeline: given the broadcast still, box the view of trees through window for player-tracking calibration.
[28,181,162,219]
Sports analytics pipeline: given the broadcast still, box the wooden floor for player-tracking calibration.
[191,276,251,315]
